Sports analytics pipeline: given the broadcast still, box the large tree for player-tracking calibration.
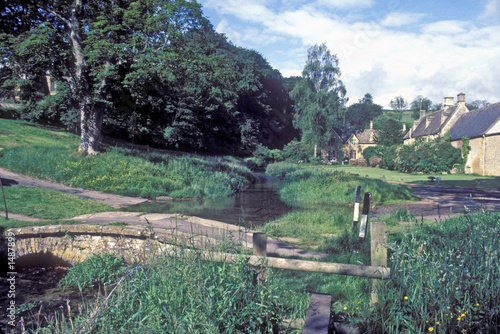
[290,43,346,157]
[345,93,383,129]
[0,0,209,154]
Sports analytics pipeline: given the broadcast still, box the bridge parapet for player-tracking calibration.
[5,224,188,265]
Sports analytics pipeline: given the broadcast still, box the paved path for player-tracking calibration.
[373,183,500,221]
[0,167,149,208]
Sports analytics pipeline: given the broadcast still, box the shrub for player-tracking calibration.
[397,139,462,173]
[59,252,128,290]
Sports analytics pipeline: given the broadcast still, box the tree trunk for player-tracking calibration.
[314,143,317,157]
[69,0,102,155]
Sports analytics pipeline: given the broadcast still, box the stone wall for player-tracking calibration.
[5,224,200,265]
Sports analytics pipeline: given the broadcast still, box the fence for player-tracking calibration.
[166,219,388,333]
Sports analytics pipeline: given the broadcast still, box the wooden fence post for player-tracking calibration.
[370,220,387,305]
[253,232,267,286]
[352,186,361,230]
[359,192,371,241]
[0,177,8,220]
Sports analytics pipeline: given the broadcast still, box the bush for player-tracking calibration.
[397,139,462,173]
[59,252,128,290]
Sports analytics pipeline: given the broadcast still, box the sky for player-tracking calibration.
[199,0,500,108]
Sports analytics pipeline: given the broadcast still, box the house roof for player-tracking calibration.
[404,106,458,139]
[449,102,500,140]
[353,128,377,144]
[332,128,377,144]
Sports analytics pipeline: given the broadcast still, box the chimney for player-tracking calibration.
[419,110,426,119]
[457,93,466,108]
[370,121,373,129]
[402,123,406,132]
[444,96,454,112]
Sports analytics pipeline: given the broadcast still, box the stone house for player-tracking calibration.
[403,93,500,176]
[322,122,377,162]
[404,93,469,144]
[448,102,500,176]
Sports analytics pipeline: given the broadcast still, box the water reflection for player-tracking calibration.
[126,174,292,228]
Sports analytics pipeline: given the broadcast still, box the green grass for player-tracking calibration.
[365,210,500,333]
[33,244,306,333]
[332,164,500,189]
[0,118,255,199]
[266,163,417,206]
[0,186,114,220]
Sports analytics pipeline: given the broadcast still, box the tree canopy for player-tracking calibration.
[345,93,383,129]
[290,43,346,156]
[389,96,408,120]
[0,0,296,155]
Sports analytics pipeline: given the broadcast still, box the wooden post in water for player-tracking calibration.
[359,192,371,241]
[370,220,387,305]
[352,186,361,230]
[253,232,267,286]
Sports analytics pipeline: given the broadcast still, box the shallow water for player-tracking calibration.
[126,174,293,228]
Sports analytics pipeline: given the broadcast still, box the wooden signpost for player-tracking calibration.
[352,186,361,230]
[359,192,371,240]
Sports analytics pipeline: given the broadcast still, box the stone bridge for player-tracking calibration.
[3,224,207,268]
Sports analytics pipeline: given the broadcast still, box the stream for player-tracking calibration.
[125,174,292,228]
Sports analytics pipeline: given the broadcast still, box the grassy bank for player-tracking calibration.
[261,163,417,246]
[0,118,254,199]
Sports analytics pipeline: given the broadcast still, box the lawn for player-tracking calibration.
[330,164,500,189]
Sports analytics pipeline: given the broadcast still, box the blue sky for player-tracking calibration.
[199,0,500,108]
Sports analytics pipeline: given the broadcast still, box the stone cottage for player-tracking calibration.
[403,93,500,176]
[448,102,500,176]
[404,93,469,144]
[321,122,377,163]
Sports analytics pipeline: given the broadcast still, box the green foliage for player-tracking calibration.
[397,138,463,174]
[49,245,304,333]
[59,252,127,290]
[366,210,500,333]
[281,139,312,162]
[291,43,346,149]
[345,93,383,129]
[362,146,385,165]
[1,0,296,154]
[0,119,255,198]
[410,95,433,119]
[374,117,405,146]
[389,96,408,120]
[266,163,415,206]
[462,136,471,166]
[379,145,399,170]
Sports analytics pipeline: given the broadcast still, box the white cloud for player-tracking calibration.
[421,20,467,34]
[315,0,374,9]
[200,0,500,107]
[480,0,500,22]
[381,12,427,27]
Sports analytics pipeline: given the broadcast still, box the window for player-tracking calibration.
[350,150,356,160]
[329,150,336,161]
[350,139,357,146]
[328,137,336,146]
[49,80,56,93]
